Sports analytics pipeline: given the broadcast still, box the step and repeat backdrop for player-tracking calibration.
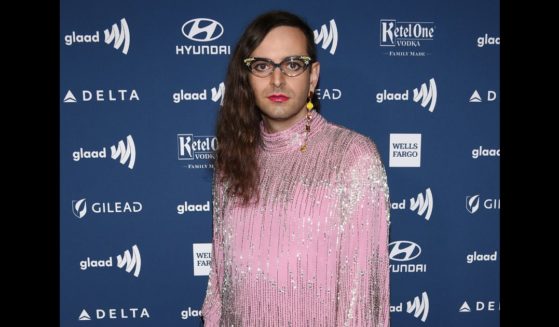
[60,0,499,325]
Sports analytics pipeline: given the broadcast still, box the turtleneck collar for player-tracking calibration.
[260,110,326,153]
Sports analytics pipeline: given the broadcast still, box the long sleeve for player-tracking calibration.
[201,177,225,326]
[335,137,390,327]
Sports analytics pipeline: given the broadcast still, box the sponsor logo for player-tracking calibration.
[477,34,500,47]
[193,243,212,276]
[389,240,427,273]
[472,146,500,159]
[177,201,211,214]
[79,245,141,277]
[63,89,139,103]
[466,250,498,264]
[380,19,435,57]
[389,134,422,167]
[377,78,437,113]
[390,291,429,322]
[172,82,224,105]
[459,300,500,312]
[64,18,130,54]
[181,307,202,320]
[182,18,223,42]
[469,90,497,102]
[177,18,230,55]
[72,198,143,218]
[315,88,342,100]
[177,134,216,169]
[466,195,500,214]
[313,19,338,55]
[78,308,150,320]
[72,135,136,169]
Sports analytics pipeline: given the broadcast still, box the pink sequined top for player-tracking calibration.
[202,111,390,326]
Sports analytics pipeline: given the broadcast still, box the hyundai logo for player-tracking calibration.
[182,18,224,42]
[389,241,422,261]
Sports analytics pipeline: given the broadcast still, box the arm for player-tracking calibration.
[201,176,225,325]
[336,137,390,327]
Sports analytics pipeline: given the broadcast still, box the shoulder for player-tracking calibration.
[323,121,381,160]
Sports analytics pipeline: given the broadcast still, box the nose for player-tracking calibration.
[270,66,285,87]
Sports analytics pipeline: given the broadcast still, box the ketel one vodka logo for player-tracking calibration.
[177,134,217,165]
[80,245,142,277]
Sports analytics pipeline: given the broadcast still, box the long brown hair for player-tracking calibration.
[215,11,319,204]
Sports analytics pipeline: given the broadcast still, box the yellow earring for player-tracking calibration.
[306,94,314,110]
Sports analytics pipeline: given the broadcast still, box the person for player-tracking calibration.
[201,10,390,326]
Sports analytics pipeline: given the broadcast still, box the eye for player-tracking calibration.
[251,61,272,72]
[284,60,304,71]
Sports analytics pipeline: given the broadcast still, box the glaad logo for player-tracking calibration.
[477,34,500,47]
[389,240,427,273]
[181,307,202,320]
[71,198,143,218]
[63,89,139,103]
[79,244,141,277]
[410,188,433,220]
[469,90,497,103]
[211,82,225,105]
[64,18,130,55]
[104,18,130,54]
[177,18,230,55]
[177,134,217,169]
[472,146,500,159]
[313,19,338,55]
[111,135,136,169]
[172,82,224,105]
[413,78,437,112]
[408,292,429,322]
[79,307,150,320]
[177,201,211,214]
[117,245,142,277]
[72,199,87,219]
[459,300,500,312]
[193,243,212,276]
[466,195,500,214]
[390,291,429,322]
[72,135,136,169]
[389,133,422,168]
[466,250,498,264]
[391,188,433,221]
[376,78,437,113]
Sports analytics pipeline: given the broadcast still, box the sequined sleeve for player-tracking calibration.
[335,137,390,327]
[201,176,225,325]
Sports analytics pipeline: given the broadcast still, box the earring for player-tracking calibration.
[300,93,314,152]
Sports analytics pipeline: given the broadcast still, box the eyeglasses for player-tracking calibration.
[243,55,312,78]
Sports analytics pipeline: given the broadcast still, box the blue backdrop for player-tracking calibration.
[60,0,500,325]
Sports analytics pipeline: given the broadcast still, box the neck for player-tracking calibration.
[261,109,308,133]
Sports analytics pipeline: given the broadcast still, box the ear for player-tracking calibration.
[309,61,320,94]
